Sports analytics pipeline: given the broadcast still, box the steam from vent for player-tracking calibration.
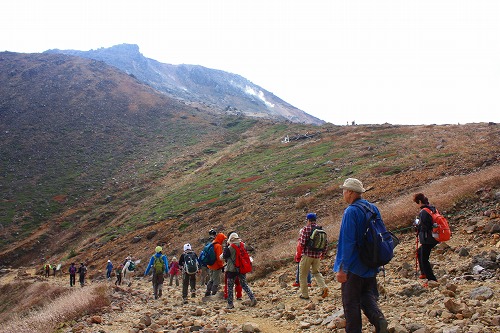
[245,86,274,108]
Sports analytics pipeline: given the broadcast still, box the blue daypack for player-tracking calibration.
[198,242,216,267]
[352,202,399,268]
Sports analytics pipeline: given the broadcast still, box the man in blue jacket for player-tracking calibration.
[333,178,388,333]
[144,246,169,299]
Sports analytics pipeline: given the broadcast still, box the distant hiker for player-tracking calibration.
[106,260,113,280]
[199,228,217,286]
[413,193,439,283]
[77,262,87,287]
[52,264,57,277]
[144,246,169,299]
[44,263,51,278]
[334,178,388,333]
[179,243,199,304]
[293,242,312,288]
[115,264,123,286]
[222,233,257,309]
[168,256,180,286]
[69,263,77,287]
[122,256,136,287]
[224,231,242,301]
[297,212,329,299]
[204,232,227,296]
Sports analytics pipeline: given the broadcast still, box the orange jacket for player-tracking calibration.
[208,233,227,270]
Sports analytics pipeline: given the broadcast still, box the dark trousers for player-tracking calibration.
[417,243,437,281]
[226,272,255,306]
[70,274,76,287]
[341,273,385,333]
[182,272,196,298]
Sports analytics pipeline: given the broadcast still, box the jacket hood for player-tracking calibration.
[214,232,227,244]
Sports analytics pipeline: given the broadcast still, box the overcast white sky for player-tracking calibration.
[1,1,499,125]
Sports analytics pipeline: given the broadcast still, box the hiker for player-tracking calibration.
[413,193,439,282]
[52,264,56,277]
[224,231,242,301]
[168,256,180,286]
[44,263,51,277]
[106,260,113,280]
[122,256,136,287]
[297,212,329,299]
[204,232,227,296]
[200,228,216,286]
[144,246,169,299]
[293,242,312,287]
[222,232,257,309]
[69,263,77,287]
[179,243,199,304]
[334,178,388,333]
[77,262,87,287]
[115,264,123,285]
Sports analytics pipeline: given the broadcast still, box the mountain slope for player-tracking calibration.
[45,44,324,125]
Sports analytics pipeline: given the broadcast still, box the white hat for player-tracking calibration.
[228,233,241,244]
[183,243,192,251]
[339,178,366,193]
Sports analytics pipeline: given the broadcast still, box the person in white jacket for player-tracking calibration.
[122,256,136,287]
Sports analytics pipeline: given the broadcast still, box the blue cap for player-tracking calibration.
[306,213,317,221]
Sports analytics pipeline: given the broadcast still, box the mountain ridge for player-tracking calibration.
[44,43,325,125]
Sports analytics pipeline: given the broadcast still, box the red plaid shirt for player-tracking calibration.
[298,223,325,259]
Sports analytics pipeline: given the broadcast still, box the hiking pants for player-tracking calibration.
[70,274,75,287]
[152,273,164,299]
[226,272,255,306]
[224,273,242,299]
[79,274,85,287]
[182,271,196,299]
[341,273,385,333]
[169,273,179,286]
[417,243,437,281]
[205,268,222,295]
[299,255,326,298]
[115,273,122,286]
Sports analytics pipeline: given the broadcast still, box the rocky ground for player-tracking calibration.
[1,197,499,333]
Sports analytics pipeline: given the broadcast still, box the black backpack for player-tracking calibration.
[183,252,199,275]
[352,202,399,268]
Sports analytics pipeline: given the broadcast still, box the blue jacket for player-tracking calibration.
[333,198,380,278]
[106,262,113,272]
[144,253,169,275]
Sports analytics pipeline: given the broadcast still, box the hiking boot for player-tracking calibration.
[378,318,388,333]
[183,298,188,304]
[226,303,234,309]
[250,298,257,307]
[307,283,312,287]
[419,274,427,279]
[321,287,329,298]
[292,282,300,287]
[299,295,309,300]
[191,292,196,298]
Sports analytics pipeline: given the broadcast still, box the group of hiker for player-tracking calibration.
[44,177,445,333]
[292,178,446,333]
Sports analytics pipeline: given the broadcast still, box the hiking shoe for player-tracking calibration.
[250,298,257,307]
[236,297,242,300]
[226,303,234,309]
[321,287,329,298]
[191,292,196,298]
[419,274,427,279]
[378,318,388,333]
[292,282,300,287]
[299,295,309,300]
[307,283,312,287]
[183,298,188,304]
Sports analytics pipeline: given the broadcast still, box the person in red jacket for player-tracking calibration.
[224,231,242,300]
[204,232,227,296]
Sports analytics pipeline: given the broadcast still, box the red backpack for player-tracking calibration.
[230,242,252,274]
[423,207,451,242]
